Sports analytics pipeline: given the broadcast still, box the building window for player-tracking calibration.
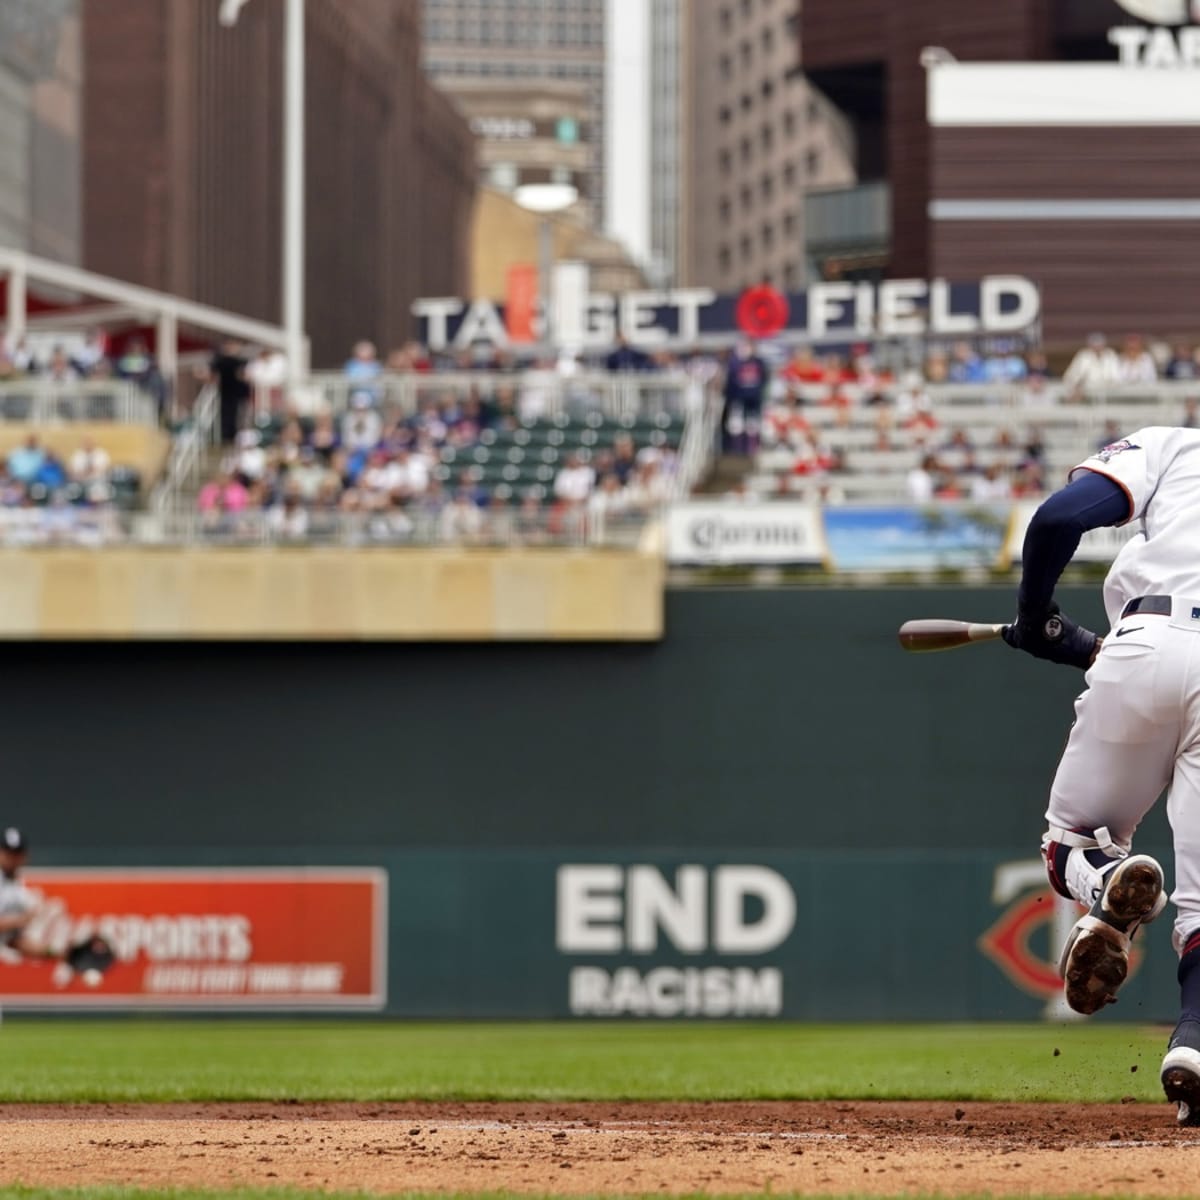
[740,184,753,211]
[762,78,775,100]
[762,223,775,251]
[719,105,732,124]
[783,109,796,137]
[740,234,753,260]
[740,40,752,67]
[740,136,752,163]
[719,53,732,80]
[761,173,774,202]
[719,197,732,223]
[784,261,800,290]
[740,92,753,112]
[719,6,732,33]
[762,26,774,53]
[783,211,797,236]
[783,160,796,187]
[806,147,821,175]
[718,148,732,175]
[761,123,774,152]
[719,246,732,274]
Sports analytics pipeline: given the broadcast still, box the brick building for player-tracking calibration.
[82,0,476,366]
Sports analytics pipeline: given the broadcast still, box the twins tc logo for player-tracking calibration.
[978,860,1145,1009]
[1114,0,1200,22]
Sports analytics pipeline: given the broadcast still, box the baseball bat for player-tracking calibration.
[898,618,1008,653]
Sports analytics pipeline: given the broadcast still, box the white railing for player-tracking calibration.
[303,370,700,423]
[135,505,658,549]
[152,384,221,514]
[0,380,154,425]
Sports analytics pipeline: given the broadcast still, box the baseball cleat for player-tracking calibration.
[1059,854,1166,1015]
[1161,1019,1200,1126]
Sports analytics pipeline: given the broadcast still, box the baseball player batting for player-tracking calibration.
[1004,425,1200,1124]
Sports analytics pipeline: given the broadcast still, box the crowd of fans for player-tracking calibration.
[0,330,168,416]
[197,356,680,541]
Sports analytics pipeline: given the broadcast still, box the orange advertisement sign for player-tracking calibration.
[506,264,539,343]
[0,869,387,1009]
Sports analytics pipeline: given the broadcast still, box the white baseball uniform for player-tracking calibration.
[1046,426,1200,950]
[0,870,37,949]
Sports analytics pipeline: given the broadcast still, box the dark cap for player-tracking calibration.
[2,828,27,853]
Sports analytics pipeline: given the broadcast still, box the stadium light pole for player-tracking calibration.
[513,183,578,356]
[220,0,307,391]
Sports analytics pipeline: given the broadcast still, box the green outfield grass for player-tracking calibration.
[0,1019,1170,1103]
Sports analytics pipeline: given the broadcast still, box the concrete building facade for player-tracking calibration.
[421,0,606,222]
[0,0,81,264]
[82,0,476,366]
[685,0,854,293]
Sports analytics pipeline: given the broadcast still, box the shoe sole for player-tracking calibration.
[1062,857,1165,1015]
[1063,930,1128,1015]
[1162,1058,1200,1127]
[1103,858,1165,927]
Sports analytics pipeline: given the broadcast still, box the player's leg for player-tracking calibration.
[1158,719,1200,1124]
[1042,638,1175,1014]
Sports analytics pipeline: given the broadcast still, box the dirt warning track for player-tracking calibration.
[3,1101,1200,1195]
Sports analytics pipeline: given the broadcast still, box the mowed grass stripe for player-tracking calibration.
[0,1020,1169,1103]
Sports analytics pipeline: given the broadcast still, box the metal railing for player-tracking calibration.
[301,370,703,423]
[38,504,656,549]
[0,380,154,425]
[152,384,220,514]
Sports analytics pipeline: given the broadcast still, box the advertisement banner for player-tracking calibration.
[822,505,1011,571]
[665,501,828,565]
[376,849,1177,1022]
[1,869,387,1009]
[1006,500,1139,565]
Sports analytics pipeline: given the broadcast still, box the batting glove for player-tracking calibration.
[1002,602,1099,670]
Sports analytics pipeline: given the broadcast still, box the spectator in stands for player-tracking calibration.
[1166,344,1199,381]
[207,338,251,443]
[588,473,631,526]
[554,452,595,505]
[1116,333,1157,384]
[0,352,21,382]
[1025,351,1052,381]
[43,346,80,383]
[981,342,1028,384]
[344,340,383,407]
[115,336,168,417]
[1184,397,1200,430]
[605,335,652,373]
[1063,333,1121,391]
[71,329,108,377]
[628,458,670,513]
[245,347,288,412]
[780,346,824,384]
[267,485,309,541]
[971,464,1012,502]
[341,404,383,454]
[308,411,340,461]
[907,454,940,504]
[69,437,112,502]
[7,436,44,485]
[948,341,985,384]
[34,450,68,493]
[197,471,249,524]
[232,429,267,487]
[722,339,769,455]
[610,434,638,486]
[439,487,484,543]
[894,371,937,431]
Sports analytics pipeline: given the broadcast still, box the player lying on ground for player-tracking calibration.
[0,828,114,985]
[1004,426,1200,1125]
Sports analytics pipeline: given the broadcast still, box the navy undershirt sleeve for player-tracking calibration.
[1017,471,1130,615]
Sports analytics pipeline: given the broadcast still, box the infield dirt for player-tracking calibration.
[2,1101,1200,1196]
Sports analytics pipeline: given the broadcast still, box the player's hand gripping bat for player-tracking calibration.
[897,618,1008,653]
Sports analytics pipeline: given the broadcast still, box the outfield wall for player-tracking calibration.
[16,585,1179,1020]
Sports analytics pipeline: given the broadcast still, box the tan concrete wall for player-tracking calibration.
[0,548,664,640]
